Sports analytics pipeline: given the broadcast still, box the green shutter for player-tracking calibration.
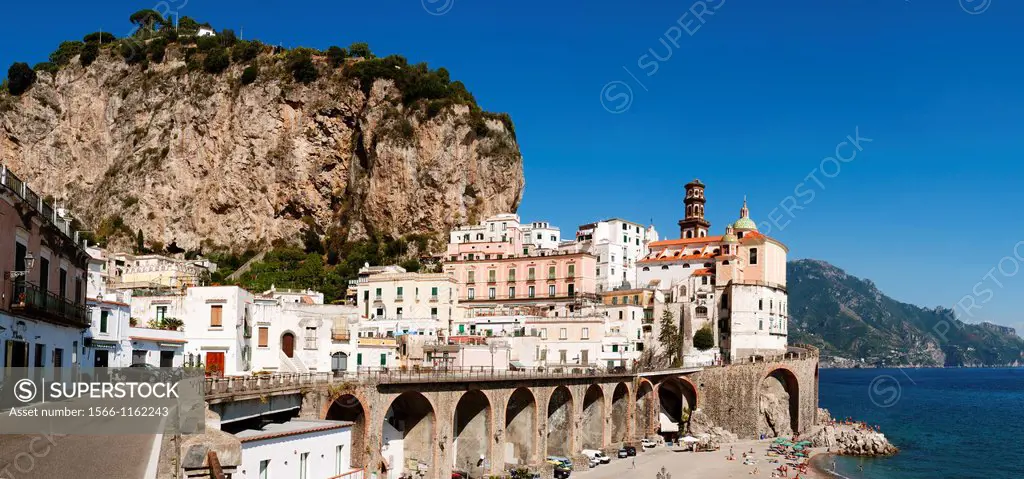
[380,353,386,366]
[357,353,362,366]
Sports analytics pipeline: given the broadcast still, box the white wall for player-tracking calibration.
[238,425,353,479]
[0,312,85,382]
[726,284,788,359]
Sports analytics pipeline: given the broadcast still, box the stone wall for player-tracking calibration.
[688,356,819,438]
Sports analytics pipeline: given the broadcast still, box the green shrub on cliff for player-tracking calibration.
[348,42,373,59]
[203,48,230,74]
[240,64,259,85]
[231,40,262,63]
[6,63,36,95]
[287,50,318,84]
[79,42,100,66]
[33,62,59,74]
[327,46,347,67]
[83,31,117,44]
[148,37,168,63]
[50,41,84,66]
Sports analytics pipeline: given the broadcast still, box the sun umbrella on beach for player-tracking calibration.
[682,436,700,443]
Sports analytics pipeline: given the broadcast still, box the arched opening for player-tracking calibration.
[610,383,629,444]
[281,332,295,358]
[635,381,654,439]
[657,377,697,442]
[759,368,800,438]
[504,388,537,466]
[326,394,366,468]
[546,386,573,457]
[382,392,436,479]
[332,352,349,373]
[453,390,491,475]
[580,385,604,449]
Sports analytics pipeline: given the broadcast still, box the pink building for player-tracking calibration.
[1,164,91,378]
[443,252,597,306]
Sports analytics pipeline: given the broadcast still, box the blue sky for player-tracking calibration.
[3,1,1022,333]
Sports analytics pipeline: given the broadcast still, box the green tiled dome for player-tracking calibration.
[734,217,758,230]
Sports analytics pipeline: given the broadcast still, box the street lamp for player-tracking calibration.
[7,252,34,279]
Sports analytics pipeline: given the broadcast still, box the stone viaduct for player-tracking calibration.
[206,354,818,479]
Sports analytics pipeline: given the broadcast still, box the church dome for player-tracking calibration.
[722,232,739,243]
[733,217,758,231]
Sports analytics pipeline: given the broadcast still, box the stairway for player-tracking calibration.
[278,350,310,373]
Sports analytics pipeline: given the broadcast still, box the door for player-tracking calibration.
[282,333,295,358]
[160,351,175,368]
[331,352,348,372]
[93,350,108,368]
[205,352,225,376]
[6,340,29,367]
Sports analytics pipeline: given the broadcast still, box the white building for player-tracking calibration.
[236,420,358,479]
[196,27,217,37]
[131,286,252,376]
[250,295,358,374]
[356,265,458,338]
[522,221,561,250]
[575,218,659,292]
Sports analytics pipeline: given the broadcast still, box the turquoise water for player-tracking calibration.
[818,368,1024,479]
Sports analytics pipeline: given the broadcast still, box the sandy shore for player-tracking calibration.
[571,439,828,479]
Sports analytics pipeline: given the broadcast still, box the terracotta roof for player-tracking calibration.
[692,268,714,276]
[130,336,187,344]
[647,235,723,247]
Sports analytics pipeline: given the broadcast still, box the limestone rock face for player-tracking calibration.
[0,48,524,251]
[806,409,898,457]
[758,376,793,438]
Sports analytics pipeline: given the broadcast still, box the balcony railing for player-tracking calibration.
[9,281,90,327]
[332,330,351,341]
[429,295,439,302]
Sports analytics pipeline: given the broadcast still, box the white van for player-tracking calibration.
[581,449,610,464]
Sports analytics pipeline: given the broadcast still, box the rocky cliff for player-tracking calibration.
[0,44,524,252]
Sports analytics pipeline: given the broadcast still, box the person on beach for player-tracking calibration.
[631,458,635,469]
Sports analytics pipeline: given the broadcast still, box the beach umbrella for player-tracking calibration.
[774,438,787,444]
[682,436,700,443]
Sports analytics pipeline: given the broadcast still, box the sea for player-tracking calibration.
[818,367,1024,479]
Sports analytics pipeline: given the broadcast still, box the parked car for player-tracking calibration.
[625,446,637,456]
[617,448,629,459]
[546,456,572,469]
[553,467,571,479]
[581,449,610,465]
[641,438,657,449]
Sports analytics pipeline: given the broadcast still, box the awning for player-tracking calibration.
[510,361,526,369]
[90,340,120,351]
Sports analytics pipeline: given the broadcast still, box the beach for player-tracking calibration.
[571,439,828,479]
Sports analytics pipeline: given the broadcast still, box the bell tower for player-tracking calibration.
[678,179,711,239]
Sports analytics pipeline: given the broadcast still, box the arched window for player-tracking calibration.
[463,234,470,242]
[661,265,669,270]
[476,233,484,240]
[686,231,693,238]
[695,306,708,318]
[642,267,650,271]
[683,264,690,269]
[749,248,758,265]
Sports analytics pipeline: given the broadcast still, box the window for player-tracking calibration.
[528,286,535,298]
[431,307,438,320]
[559,350,567,363]
[612,297,618,305]
[559,328,567,340]
[582,327,590,339]
[132,350,146,366]
[548,266,556,279]
[259,460,270,479]
[99,310,109,333]
[156,306,167,322]
[305,327,317,349]
[52,348,63,368]
[567,284,575,296]
[596,268,601,276]
[396,307,403,319]
[702,276,709,285]
[642,267,650,271]
[759,299,763,311]
[468,288,475,300]
[488,287,496,299]
[431,286,438,298]
[696,306,708,318]
[258,327,269,347]
[380,353,387,366]
[357,353,363,366]
[612,344,618,353]
[623,296,629,305]
[759,320,763,330]
[508,287,516,299]
[622,223,628,230]
[376,307,385,318]
[210,305,223,328]
[750,248,758,265]
[540,328,548,339]
[618,311,623,320]
[468,271,475,283]
[539,348,548,360]
[528,267,536,280]
[636,238,640,245]
[59,267,67,299]
[508,269,516,281]
[299,452,309,479]
[336,445,346,474]
[548,285,556,297]
[633,295,639,304]
[396,286,403,298]
[662,265,669,270]
[488,269,496,282]
[567,264,575,278]
[623,235,628,243]
[375,287,382,299]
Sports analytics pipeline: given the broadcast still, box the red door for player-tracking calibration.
[205,352,225,377]
[282,333,295,358]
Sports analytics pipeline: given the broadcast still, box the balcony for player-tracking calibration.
[395,295,404,302]
[332,329,351,341]
[8,281,90,328]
